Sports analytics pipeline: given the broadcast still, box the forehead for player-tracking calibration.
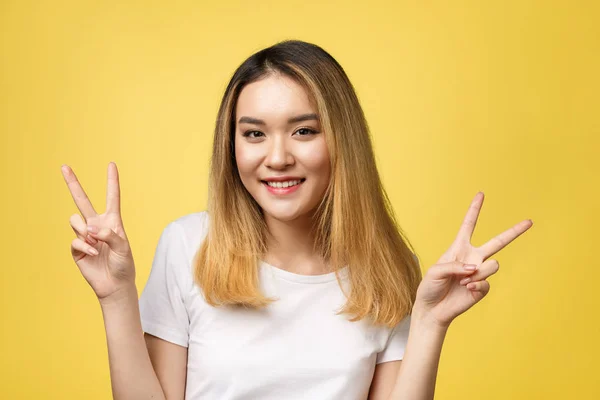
[236,74,315,118]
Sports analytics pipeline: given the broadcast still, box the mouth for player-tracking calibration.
[261,178,306,194]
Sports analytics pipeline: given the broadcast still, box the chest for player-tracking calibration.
[183,279,390,399]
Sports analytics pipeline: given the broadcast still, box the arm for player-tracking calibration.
[61,163,189,399]
[368,310,446,400]
[386,311,447,400]
[145,333,188,399]
[372,192,531,399]
[100,285,167,400]
[367,360,402,400]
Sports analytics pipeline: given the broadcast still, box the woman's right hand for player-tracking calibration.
[61,162,136,303]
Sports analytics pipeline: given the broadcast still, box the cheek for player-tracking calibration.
[299,140,331,175]
[235,142,262,178]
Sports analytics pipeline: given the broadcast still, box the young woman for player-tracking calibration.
[61,40,532,400]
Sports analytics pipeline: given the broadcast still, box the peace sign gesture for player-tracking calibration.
[413,192,533,329]
[61,162,136,303]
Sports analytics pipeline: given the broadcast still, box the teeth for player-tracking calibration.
[266,179,302,188]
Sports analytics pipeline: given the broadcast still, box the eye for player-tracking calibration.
[294,127,319,136]
[242,130,264,138]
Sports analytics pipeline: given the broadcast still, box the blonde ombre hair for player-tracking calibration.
[194,40,422,328]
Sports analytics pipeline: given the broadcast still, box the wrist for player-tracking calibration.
[98,284,138,308]
[411,305,451,334]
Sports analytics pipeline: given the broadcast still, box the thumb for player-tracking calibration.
[88,227,129,254]
[427,261,479,280]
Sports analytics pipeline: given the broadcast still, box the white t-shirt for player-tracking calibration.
[139,211,412,400]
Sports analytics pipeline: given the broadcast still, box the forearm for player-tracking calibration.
[387,310,448,400]
[100,285,166,400]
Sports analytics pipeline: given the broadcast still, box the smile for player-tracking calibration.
[261,178,305,195]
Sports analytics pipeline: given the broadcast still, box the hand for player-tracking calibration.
[412,192,533,330]
[61,162,136,303]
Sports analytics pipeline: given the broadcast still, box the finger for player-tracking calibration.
[61,165,97,220]
[87,226,129,255]
[105,162,121,215]
[459,259,499,285]
[86,233,98,244]
[478,219,533,259]
[71,237,99,258]
[456,192,484,243]
[69,213,98,245]
[466,280,490,294]
[427,261,480,280]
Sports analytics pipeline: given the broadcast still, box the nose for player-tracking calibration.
[264,135,294,169]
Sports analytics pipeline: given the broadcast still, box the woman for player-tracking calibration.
[61,40,532,400]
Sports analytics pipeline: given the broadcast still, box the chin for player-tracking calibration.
[260,204,309,223]
[262,209,303,223]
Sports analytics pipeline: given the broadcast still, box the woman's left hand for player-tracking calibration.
[412,192,533,330]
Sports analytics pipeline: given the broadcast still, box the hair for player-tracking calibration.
[193,39,422,328]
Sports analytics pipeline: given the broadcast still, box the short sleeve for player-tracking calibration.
[376,314,412,364]
[139,222,191,347]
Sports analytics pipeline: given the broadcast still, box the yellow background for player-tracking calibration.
[1,0,598,398]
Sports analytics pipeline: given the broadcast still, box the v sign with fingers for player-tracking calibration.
[61,162,136,304]
[412,192,533,330]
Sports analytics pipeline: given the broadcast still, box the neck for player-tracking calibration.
[262,212,329,275]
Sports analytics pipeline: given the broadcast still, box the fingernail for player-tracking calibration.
[464,264,477,271]
[89,248,99,255]
[87,225,97,233]
[460,277,472,285]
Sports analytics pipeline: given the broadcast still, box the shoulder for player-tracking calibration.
[168,211,210,246]
[156,211,210,276]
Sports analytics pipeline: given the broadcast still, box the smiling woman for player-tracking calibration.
[170,40,424,399]
[61,40,425,400]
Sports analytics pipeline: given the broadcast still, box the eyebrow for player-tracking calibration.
[237,113,319,126]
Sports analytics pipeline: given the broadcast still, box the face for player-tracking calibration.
[234,74,331,223]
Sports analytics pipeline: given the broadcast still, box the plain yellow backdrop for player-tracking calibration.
[1,0,598,398]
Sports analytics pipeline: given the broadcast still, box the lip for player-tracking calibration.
[262,178,305,195]
[262,176,305,182]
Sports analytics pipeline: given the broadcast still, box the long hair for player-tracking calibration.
[193,39,422,328]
